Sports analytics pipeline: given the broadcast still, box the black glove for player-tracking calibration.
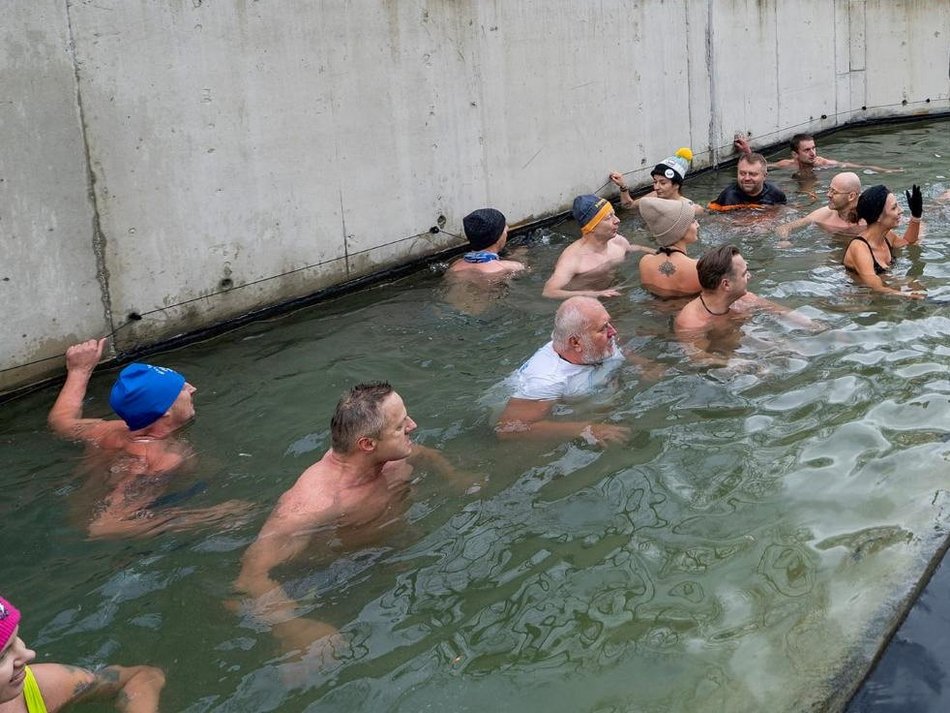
[905,184,923,218]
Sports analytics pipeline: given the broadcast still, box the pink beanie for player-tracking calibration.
[0,595,21,649]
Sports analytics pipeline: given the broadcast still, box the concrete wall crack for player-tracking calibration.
[63,0,116,346]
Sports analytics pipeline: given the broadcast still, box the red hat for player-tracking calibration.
[0,595,21,650]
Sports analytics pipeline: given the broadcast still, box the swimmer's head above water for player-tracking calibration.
[110,363,196,432]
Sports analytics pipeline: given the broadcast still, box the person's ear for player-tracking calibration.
[356,435,377,453]
[568,335,582,350]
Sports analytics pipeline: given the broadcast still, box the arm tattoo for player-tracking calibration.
[72,665,121,698]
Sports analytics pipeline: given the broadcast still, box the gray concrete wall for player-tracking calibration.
[1,0,948,391]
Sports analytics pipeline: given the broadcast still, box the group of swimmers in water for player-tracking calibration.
[450,133,929,307]
[1,133,942,712]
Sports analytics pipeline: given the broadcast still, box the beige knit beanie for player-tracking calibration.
[639,197,694,247]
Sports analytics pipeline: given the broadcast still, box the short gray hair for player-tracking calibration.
[552,296,600,351]
[330,381,393,453]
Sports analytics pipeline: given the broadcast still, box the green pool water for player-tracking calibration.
[2,118,948,712]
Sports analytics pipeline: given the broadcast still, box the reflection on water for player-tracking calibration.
[1,120,949,713]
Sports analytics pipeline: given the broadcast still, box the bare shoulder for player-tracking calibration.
[268,460,338,524]
[772,157,796,168]
[807,205,833,220]
[29,663,96,710]
[674,299,707,332]
[815,156,839,167]
[610,233,632,249]
[72,419,129,448]
[496,259,526,273]
[552,239,585,269]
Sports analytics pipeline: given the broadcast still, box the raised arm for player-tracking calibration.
[495,397,629,446]
[48,338,118,442]
[888,185,923,247]
[31,662,165,713]
[609,171,637,210]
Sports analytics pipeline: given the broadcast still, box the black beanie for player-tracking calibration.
[463,208,507,250]
[856,185,890,225]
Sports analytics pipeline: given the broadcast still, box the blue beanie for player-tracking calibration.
[572,194,613,235]
[109,363,186,431]
[572,194,601,225]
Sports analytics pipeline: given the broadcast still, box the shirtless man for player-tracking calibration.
[608,147,703,216]
[234,382,456,660]
[735,133,892,173]
[48,338,248,538]
[776,171,863,240]
[496,296,657,446]
[542,195,653,299]
[675,245,813,355]
[445,208,524,279]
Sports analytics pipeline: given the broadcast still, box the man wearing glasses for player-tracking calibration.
[775,172,864,241]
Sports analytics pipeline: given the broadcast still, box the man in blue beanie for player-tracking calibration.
[48,338,248,537]
[542,194,653,299]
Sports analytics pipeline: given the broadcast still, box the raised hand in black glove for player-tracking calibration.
[905,184,923,219]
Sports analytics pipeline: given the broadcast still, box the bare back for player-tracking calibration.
[446,258,523,277]
[638,252,700,298]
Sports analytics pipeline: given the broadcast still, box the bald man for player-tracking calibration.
[776,172,864,240]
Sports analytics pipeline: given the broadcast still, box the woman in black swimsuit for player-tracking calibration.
[842,184,924,299]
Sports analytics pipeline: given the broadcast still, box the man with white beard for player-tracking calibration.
[495,296,640,446]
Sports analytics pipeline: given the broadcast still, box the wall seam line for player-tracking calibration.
[64,0,116,345]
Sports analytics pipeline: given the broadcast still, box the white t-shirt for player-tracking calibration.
[509,341,625,401]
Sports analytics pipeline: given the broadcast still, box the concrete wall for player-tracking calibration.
[1,0,948,391]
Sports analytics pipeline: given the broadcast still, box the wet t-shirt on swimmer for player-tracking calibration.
[509,341,625,401]
[712,181,787,207]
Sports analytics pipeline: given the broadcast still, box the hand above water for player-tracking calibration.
[905,184,923,218]
[65,337,106,374]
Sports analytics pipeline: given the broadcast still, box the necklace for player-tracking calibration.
[699,294,729,316]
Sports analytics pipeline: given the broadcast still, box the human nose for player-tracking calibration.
[185,382,197,395]
[607,323,618,338]
[407,417,417,432]
[14,639,36,667]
